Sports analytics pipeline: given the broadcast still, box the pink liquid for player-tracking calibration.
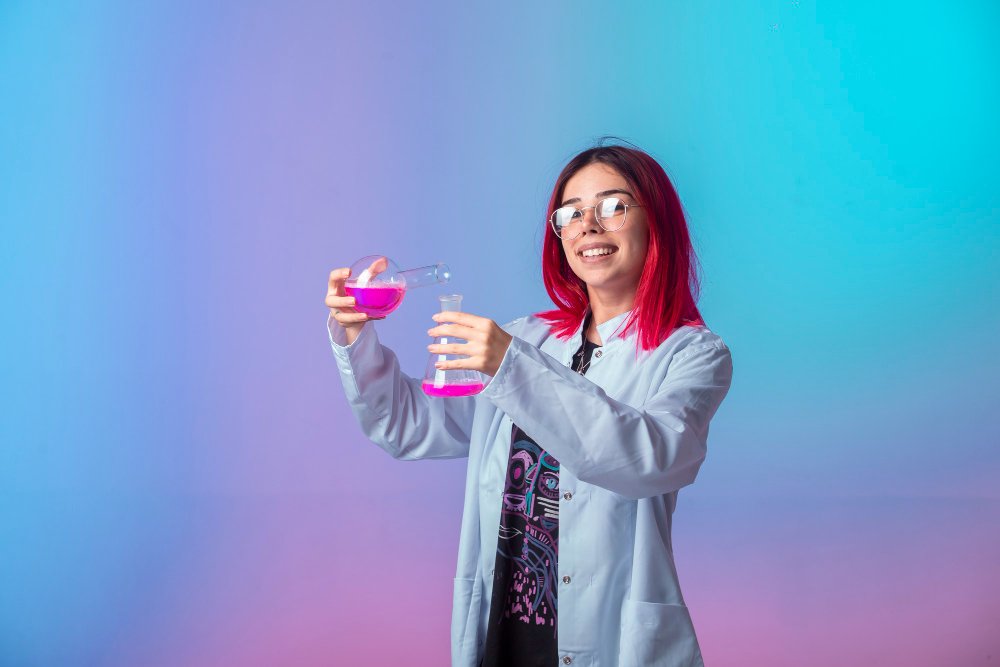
[345,284,405,318]
[421,380,486,397]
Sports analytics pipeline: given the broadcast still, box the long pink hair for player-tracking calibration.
[536,143,704,351]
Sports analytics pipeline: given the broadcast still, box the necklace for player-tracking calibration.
[573,312,600,375]
[574,312,598,376]
[574,342,597,376]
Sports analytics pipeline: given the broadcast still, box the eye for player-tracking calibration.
[599,198,625,217]
[554,207,581,228]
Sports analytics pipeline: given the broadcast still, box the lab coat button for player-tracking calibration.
[563,492,572,500]
[562,575,571,584]
[595,350,602,358]
[562,657,572,665]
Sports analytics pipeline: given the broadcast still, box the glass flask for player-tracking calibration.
[422,294,486,397]
[344,255,451,318]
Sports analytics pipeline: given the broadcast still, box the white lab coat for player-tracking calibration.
[328,310,733,667]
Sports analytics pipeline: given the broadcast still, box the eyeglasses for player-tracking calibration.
[549,197,641,240]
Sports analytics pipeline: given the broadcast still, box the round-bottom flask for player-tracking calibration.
[344,255,451,319]
[422,294,485,397]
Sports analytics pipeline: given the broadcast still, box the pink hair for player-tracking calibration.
[536,144,704,351]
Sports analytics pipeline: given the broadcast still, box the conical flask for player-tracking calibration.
[422,294,486,397]
[345,255,451,318]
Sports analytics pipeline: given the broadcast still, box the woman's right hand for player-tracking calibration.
[326,267,369,346]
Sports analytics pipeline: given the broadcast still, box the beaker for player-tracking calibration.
[422,294,486,397]
[345,255,451,318]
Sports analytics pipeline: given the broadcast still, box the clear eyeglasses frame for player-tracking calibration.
[549,197,642,240]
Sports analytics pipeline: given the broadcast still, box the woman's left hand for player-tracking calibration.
[427,311,513,378]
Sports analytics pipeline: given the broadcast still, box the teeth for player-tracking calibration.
[581,247,615,257]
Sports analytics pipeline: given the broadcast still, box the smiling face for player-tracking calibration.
[559,162,650,305]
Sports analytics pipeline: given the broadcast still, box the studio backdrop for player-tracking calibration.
[1,1,998,665]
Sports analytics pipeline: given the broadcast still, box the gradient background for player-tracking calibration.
[2,1,999,665]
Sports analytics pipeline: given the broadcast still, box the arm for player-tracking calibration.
[329,314,476,461]
[480,336,733,499]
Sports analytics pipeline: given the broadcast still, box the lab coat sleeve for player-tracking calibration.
[481,335,733,499]
[328,314,475,460]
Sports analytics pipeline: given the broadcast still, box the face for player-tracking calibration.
[558,162,650,300]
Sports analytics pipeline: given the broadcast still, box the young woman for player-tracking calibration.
[326,144,733,667]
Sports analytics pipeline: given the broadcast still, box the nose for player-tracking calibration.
[578,206,603,236]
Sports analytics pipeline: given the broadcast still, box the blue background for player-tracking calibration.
[2,1,998,665]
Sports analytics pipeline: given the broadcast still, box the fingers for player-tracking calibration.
[427,323,482,341]
[432,357,473,371]
[326,267,371,332]
[326,267,359,312]
[367,256,389,275]
[326,294,358,310]
[332,310,369,326]
[431,311,482,327]
[426,314,511,377]
[427,342,473,356]
[329,267,351,291]
[327,268,359,313]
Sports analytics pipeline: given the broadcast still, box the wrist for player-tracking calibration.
[345,324,362,346]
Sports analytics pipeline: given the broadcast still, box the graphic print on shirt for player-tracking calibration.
[495,435,560,633]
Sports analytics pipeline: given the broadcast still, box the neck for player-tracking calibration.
[585,287,636,345]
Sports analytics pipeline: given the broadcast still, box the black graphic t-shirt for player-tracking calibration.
[481,326,601,667]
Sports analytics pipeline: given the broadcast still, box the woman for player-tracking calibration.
[326,143,733,667]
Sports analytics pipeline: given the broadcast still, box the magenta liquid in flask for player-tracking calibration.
[344,255,451,318]
[422,294,486,397]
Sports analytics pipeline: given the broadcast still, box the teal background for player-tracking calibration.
[2,1,998,665]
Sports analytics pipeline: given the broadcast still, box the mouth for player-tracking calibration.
[577,244,619,261]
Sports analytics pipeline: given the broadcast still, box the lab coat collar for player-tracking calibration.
[597,310,633,344]
[568,308,634,348]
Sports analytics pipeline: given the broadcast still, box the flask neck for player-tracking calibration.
[399,263,451,290]
[438,294,463,313]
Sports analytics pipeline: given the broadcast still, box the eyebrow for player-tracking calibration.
[560,189,634,206]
